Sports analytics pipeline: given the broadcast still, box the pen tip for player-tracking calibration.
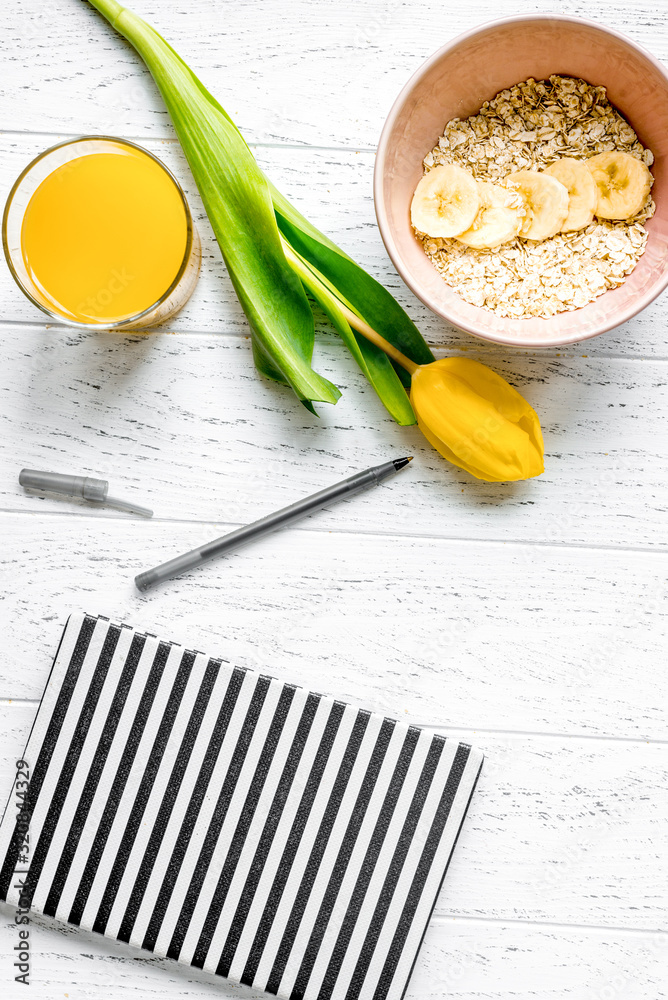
[393,456,413,471]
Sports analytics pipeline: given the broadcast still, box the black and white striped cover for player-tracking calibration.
[0,613,483,1000]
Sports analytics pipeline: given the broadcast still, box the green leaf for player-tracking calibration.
[283,243,416,425]
[87,0,340,409]
[269,182,435,390]
[87,1,435,425]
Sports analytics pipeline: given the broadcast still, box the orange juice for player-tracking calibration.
[20,146,188,323]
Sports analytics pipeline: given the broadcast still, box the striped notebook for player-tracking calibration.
[0,613,482,1000]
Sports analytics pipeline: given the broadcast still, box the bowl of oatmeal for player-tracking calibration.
[374,15,668,347]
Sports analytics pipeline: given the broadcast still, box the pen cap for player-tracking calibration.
[19,469,108,502]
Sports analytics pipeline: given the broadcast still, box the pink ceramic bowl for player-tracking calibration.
[374,14,668,348]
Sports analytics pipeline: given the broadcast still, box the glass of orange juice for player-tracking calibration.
[3,136,201,329]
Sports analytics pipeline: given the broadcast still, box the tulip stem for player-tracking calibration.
[281,240,420,375]
[335,303,420,375]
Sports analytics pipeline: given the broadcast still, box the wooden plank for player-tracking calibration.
[1,133,667,357]
[0,324,666,550]
[3,0,668,150]
[0,908,666,1000]
[0,514,666,739]
[0,704,665,932]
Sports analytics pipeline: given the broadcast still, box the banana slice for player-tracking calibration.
[454,182,524,249]
[543,157,598,232]
[505,170,569,241]
[411,164,480,238]
[586,151,652,220]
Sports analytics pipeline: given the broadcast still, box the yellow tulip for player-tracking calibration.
[276,277,545,482]
[410,357,544,482]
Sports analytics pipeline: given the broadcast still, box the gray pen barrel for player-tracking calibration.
[135,461,401,592]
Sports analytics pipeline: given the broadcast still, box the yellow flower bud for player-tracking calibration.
[410,357,544,482]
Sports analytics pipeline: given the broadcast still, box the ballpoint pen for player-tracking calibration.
[135,457,412,592]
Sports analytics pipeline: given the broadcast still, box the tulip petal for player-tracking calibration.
[410,358,544,482]
[441,357,545,457]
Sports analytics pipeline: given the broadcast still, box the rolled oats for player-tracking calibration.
[417,75,655,319]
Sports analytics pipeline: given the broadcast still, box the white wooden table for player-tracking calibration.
[1,0,667,996]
